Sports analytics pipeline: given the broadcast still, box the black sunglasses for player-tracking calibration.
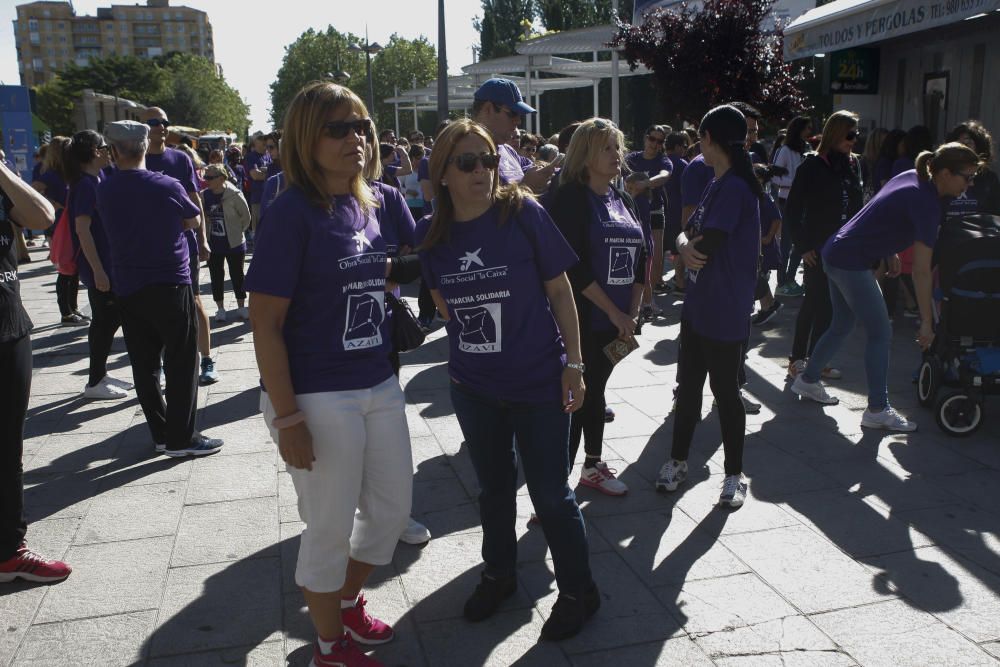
[646,134,665,145]
[845,131,858,141]
[145,119,170,128]
[493,103,520,120]
[96,144,108,150]
[322,118,373,140]
[446,152,500,172]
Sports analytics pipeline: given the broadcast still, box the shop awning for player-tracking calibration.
[784,0,1000,59]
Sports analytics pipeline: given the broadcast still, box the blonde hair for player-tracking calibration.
[42,136,70,176]
[559,118,626,187]
[863,128,888,165]
[175,143,204,169]
[817,111,859,156]
[915,142,982,182]
[420,118,527,249]
[281,81,375,213]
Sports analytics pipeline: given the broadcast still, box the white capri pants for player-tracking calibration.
[261,376,413,593]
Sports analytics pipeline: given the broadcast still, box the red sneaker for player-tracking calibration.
[341,594,394,645]
[312,633,383,666]
[0,544,72,583]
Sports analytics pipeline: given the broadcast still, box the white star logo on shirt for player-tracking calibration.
[353,230,372,252]
[459,248,485,271]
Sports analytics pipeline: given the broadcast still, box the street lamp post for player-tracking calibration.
[328,53,350,85]
[349,29,381,116]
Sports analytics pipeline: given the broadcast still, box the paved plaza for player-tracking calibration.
[3,249,1000,667]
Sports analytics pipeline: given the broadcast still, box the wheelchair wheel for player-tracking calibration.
[917,357,943,408]
[935,391,983,437]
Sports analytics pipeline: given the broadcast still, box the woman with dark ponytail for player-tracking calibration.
[657,104,761,509]
[792,142,981,432]
[64,131,133,400]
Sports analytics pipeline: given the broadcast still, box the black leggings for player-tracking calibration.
[791,262,833,362]
[569,328,618,465]
[207,251,246,304]
[56,272,79,317]
[0,334,31,559]
[672,320,745,475]
[87,289,123,387]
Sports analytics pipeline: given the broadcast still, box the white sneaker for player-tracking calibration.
[580,462,628,496]
[158,368,166,391]
[791,375,839,405]
[399,517,431,545]
[82,377,128,400]
[237,306,249,320]
[105,375,134,391]
[861,406,917,432]
[655,459,688,492]
[821,367,843,380]
[215,307,227,322]
[720,474,748,508]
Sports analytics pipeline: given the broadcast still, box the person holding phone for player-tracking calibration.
[417,119,598,641]
[792,142,981,432]
[659,105,763,508]
[548,118,646,497]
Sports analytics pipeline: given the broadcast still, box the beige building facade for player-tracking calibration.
[13,0,214,87]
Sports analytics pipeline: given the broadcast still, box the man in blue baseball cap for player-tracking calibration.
[471,78,558,192]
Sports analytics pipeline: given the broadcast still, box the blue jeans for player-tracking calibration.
[803,264,892,410]
[450,382,592,594]
[777,198,802,286]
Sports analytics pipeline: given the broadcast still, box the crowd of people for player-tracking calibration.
[0,73,992,666]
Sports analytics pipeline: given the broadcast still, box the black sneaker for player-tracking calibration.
[463,572,517,622]
[751,301,783,327]
[540,581,601,641]
[162,433,224,457]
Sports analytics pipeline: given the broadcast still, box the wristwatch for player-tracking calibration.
[565,362,586,373]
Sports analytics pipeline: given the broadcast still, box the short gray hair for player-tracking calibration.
[111,137,148,161]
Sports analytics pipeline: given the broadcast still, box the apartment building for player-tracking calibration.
[13,0,214,87]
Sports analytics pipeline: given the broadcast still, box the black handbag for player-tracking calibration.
[385,292,426,352]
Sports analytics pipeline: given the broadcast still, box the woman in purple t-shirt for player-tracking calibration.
[247,83,411,666]
[666,105,764,509]
[549,118,647,498]
[792,143,981,432]
[418,119,598,641]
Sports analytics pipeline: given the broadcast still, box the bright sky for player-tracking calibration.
[0,0,483,133]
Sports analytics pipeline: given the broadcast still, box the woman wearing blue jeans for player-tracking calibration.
[792,142,981,431]
[417,119,597,641]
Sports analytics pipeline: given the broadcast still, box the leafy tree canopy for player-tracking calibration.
[612,0,810,124]
[34,53,250,137]
[269,27,436,133]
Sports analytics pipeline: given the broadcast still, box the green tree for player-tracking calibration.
[474,0,534,60]
[156,53,251,135]
[269,28,436,132]
[536,0,615,31]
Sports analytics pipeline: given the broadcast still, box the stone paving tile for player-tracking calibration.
[150,558,282,658]
[864,545,1000,643]
[694,615,849,664]
[172,497,279,567]
[418,608,569,667]
[653,572,798,635]
[592,509,750,587]
[811,598,998,667]
[148,640,285,666]
[13,610,155,666]
[892,504,1000,577]
[570,636,716,666]
[721,525,890,614]
[75,481,186,545]
[183,451,277,505]
[35,535,173,623]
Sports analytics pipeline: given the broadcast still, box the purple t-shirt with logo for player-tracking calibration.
[498,143,533,185]
[244,150,270,204]
[416,198,578,403]
[823,170,943,270]
[146,148,201,258]
[946,178,985,220]
[665,155,688,231]
[245,186,393,394]
[683,173,761,341]
[68,173,113,290]
[585,190,646,331]
[626,151,672,210]
[96,170,199,297]
[681,154,714,209]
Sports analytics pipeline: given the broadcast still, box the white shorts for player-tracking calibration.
[261,376,413,593]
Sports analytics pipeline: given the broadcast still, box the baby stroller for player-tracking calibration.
[917,214,1000,436]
